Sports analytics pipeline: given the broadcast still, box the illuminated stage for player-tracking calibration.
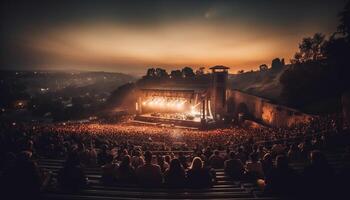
[134,67,229,128]
[135,86,214,127]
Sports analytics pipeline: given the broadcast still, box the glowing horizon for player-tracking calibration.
[1,0,345,74]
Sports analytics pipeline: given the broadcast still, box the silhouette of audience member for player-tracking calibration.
[101,154,118,185]
[264,155,298,197]
[224,151,245,180]
[77,143,89,165]
[1,151,42,199]
[116,148,128,162]
[224,147,231,161]
[261,153,273,177]
[271,143,285,158]
[22,139,35,154]
[287,143,300,162]
[209,150,224,169]
[236,147,247,164]
[257,145,266,160]
[204,147,213,161]
[187,157,213,188]
[246,152,264,179]
[157,155,169,173]
[164,158,187,188]
[164,155,171,167]
[178,152,188,169]
[86,147,97,166]
[131,150,144,169]
[98,144,109,166]
[58,150,87,191]
[136,151,163,187]
[117,155,136,184]
[303,150,334,198]
[300,139,312,160]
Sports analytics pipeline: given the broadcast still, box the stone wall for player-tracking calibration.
[227,90,313,127]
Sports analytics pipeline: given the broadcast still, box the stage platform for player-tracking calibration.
[130,120,199,130]
[134,114,202,128]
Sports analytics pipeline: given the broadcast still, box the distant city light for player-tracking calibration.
[40,88,49,92]
[15,100,27,109]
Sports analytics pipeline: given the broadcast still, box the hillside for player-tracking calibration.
[229,67,286,102]
[0,70,136,121]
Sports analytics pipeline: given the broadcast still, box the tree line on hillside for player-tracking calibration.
[240,58,285,74]
[279,1,350,112]
[142,66,207,80]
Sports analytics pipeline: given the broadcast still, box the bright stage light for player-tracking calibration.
[159,101,165,107]
[142,97,189,111]
[189,104,200,116]
[176,102,184,109]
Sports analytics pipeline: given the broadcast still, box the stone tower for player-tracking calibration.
[210,65,229,121]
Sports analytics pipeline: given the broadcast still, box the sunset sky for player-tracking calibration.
[0,0,346,74]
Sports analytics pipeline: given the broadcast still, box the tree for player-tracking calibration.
[271,58,284,69]
[259,64,268,72]
[181,67,195,78]
[338,0,350,40]
[281,58,285,66]
[145,68,156,79]
[142,67,168,80]
[280,2,350,113]
[170,70,182,79]
[237,70,244,74]
[195,67,205,76]
[291,52,302,64]
[323,35,350,91]
[291,33,326,63]
[280,61,335,108]
[311,33,325,60]
[155,68,168,79]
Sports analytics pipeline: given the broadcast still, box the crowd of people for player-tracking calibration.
[0,115,349,199]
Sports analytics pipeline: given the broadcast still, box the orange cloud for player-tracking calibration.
[22,20,332,73]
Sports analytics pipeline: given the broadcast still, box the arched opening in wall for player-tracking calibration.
[236,102,250,121]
